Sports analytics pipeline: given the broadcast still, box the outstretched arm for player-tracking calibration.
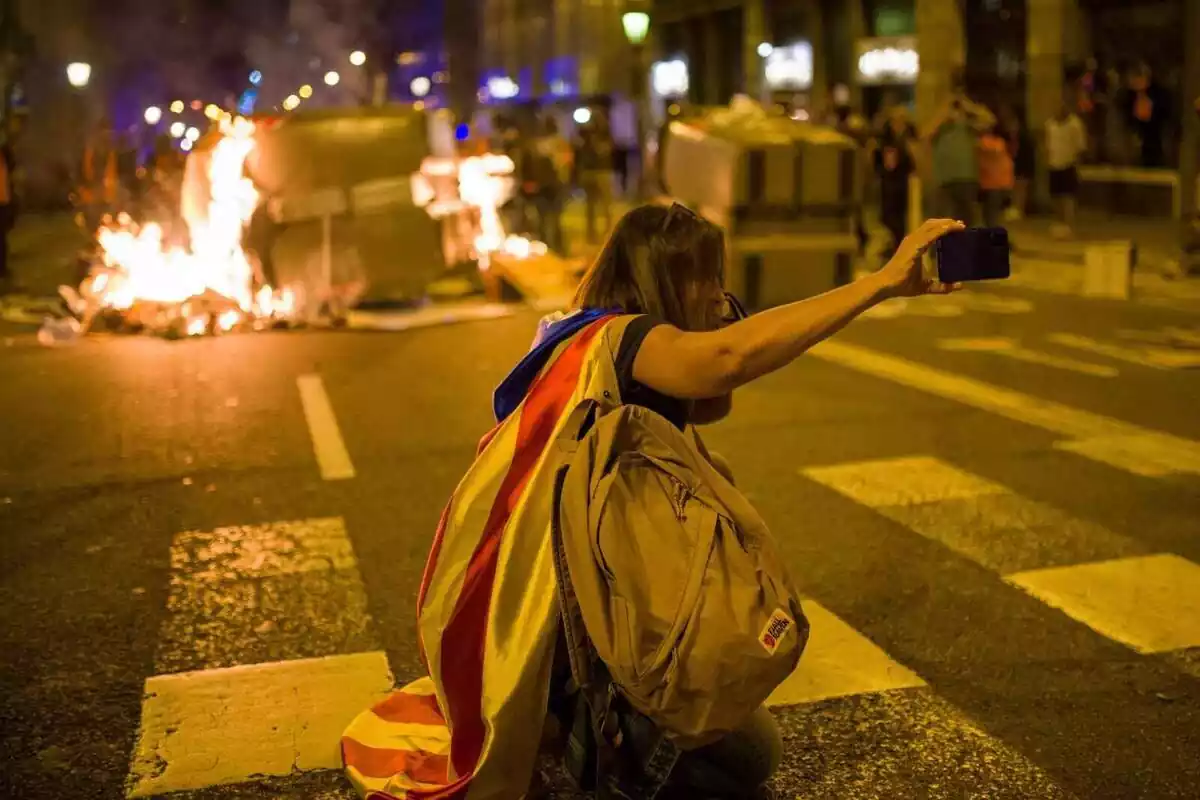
[632,219,964,399]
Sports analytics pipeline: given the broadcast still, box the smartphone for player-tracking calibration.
[935,227,1011,283]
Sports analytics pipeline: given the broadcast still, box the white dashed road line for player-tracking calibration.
[297,374,356,480]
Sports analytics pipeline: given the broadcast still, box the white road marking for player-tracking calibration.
[768,600,925,707]
[129,516,386,794]
[125,652,394,798]
[809,340,1200,475]
[804,455,1008,507]
[860,292,1032,320]
[804,455,1198,656]
[297,373,356,480]
[1006,555,1200,654]
[803,456,1145,575]
[1048,332,1200,370]
[1053,435,1189,477]
[169,517,357,583]
[937,336,1118,378]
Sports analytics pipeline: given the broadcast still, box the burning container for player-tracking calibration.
[236,106,454,316]
[661,100,859,309]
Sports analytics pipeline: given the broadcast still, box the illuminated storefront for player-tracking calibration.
[855,35,918,117]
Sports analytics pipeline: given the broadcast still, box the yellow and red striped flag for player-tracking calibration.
[343,311,621,799]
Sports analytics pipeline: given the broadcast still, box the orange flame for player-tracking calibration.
[415,152,547,270]
[89,115,292,324]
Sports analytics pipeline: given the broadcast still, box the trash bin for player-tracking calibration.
[660,101,859,309]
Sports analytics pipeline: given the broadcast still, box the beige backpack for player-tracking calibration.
[551,396,809,755]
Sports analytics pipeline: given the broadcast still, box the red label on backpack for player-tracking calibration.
[759,608,794,654]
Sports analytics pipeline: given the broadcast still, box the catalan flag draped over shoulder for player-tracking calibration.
[343,309,623,799]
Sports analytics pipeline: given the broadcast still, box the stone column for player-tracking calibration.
[1026,0,1074,210]
[914,0,964,129]
[845,0,867,111]
[501,0,519,79]
[704,14,722,104]
[742,0,767,100]
[808,0,828,115]
[1026,0,1070,135]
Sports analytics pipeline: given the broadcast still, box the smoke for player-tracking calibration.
[245,0,373,112]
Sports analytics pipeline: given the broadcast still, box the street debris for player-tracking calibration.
[37,116,296,345]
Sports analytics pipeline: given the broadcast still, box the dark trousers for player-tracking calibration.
[981,189,1009,229]
[879,182,909,261]
[938,181,979,227]
[0,204,13,285]
[534,192,565,255]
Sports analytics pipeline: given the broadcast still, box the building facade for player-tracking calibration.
[649,0,1188,141]
[477,0,641,105]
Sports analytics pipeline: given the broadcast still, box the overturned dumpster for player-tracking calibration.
[242,106,456,317]
[661,100,860,309]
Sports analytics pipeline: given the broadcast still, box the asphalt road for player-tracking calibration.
[1,277,1198,800]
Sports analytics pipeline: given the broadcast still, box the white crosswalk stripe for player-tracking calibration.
[811,340,1200,476]
[800,455,1200,658]
[125,517,393,798]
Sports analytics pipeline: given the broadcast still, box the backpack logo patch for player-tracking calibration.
[759,608,794,654]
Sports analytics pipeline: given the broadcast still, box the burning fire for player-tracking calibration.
[414,152,547,270]
[80,115,293,336]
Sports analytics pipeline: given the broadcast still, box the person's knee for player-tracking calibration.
[745,705,783,781]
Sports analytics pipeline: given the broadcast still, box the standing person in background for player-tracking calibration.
[1045,99,1087,238]
[978,119,1015,229]
[523,117,573,255]
[1124,64,1170,168]
[0,116,18,293]
[1000,106,1035,220]
[832,102,871,257]
[576,110,615,245]
[79,117,119,231]
[115,131,139,210]
[924,86,995,226]
[873,105,919,262]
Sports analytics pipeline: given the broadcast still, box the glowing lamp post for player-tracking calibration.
[622,9,650,198]
[621,12,650,45]
[410,76,431,98]
[324,71,341,87]
[349,50,366,67]
[144,106,163,125]
[66,62,91,88]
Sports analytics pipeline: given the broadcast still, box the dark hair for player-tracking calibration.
[572,204,726,332]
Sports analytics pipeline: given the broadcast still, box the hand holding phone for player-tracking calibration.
[876,218,965,298]
[934,227,1011,283]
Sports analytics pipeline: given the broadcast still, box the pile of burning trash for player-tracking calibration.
[41,115,295,344]
[34,110,556,345]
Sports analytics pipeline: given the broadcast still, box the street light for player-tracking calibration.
[757,42,774,58]
[282,94,300,111]
[621,12,650,45]
[170,100,184,114]
[299,84,313,99]
[410,76,431,97]
[573,107,592,125]
[204,103,221,120]
[622,9,651,198]
[169,121,186,138]
[349,50,366,67]
[185,126,200,142]
[324,70,341,86]
[144,106,163,125]
[66,62,91,88]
